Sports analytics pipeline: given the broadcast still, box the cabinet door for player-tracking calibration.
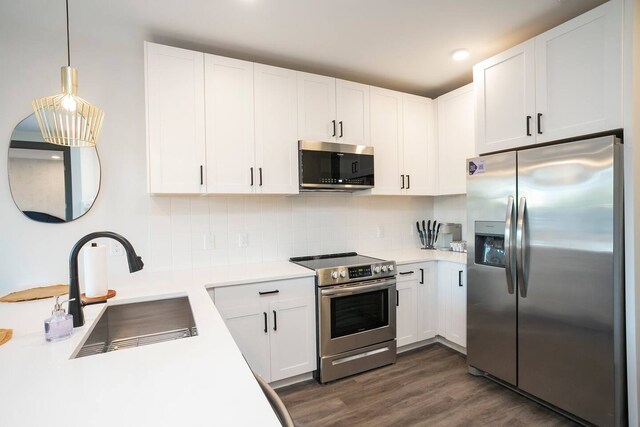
[436,84,475,195]
[417,263,437,341]
[396,279,418,347]
[473,40,535,155]
[269,295,316,381]
[535,1,621,143]
[215,301,272,381]
[254,64,299,194]
[145,42,206,194]
[402,94,435,195]
[297,72,337,142]
[436,262,450,338]
[448,264,467,348]
[204,55,255,194]
[369,86,403,195]
[336,79,370,145]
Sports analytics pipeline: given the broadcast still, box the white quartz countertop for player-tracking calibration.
[364,248,467,265]
[0,261,314,427]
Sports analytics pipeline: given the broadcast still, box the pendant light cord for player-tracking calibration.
[65,0,70,66]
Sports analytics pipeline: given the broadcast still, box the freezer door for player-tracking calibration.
[466,151,517,385]
[516,136,623,426]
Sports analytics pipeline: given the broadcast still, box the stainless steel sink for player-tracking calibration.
[74,296,197,359]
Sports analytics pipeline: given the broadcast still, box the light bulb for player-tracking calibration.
[61,94,77,112]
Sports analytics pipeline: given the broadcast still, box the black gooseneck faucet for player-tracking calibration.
[68,231,144,327]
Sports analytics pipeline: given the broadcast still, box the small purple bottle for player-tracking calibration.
[44,296,75,342]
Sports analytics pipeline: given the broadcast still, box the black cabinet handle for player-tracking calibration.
[526,116,532,136]
[263,312,267,333]
[273,310,277,331]
[259,167,263,186]
[200,165,204,185]
[459,270,463,287]
[407,175,410,190]
[332,120,336,137]
[396,290,399,307]
[258,290,279,296]
[250,167,254,186]
[537,113,543,134]
[401,174,405,189]
[420,268,424,284]
[339,121,343,138]
[399,271,414,275]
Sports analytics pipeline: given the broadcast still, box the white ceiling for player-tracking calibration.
[125,0,608,97]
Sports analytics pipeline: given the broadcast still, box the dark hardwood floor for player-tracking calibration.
[277,344,579,427]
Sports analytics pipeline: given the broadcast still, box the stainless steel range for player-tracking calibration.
[290,252,397,383]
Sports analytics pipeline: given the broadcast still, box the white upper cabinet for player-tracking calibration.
[145,42,206,194]
[297,72,337,142]
[297,75,370,146]
[474,1,621,154]
[403,94,435,196]
[436,83,475,195]
[369,87,403,195]
[204,55,255,194]
[254,64,299,194]
[336,79,370,145]
[535,1,621,143]
[474,40,536,155]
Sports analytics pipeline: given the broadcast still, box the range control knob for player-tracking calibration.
[331,271,338,279]
[339,271,346,278]
[381,265,388,273]
[374,266,381,274]
[389,265,394,271]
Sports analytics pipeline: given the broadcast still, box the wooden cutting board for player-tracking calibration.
[0,284,68,303]
[0,329,12,346]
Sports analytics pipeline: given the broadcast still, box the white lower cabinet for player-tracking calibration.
[396,262,438,347]
[437,262,467,348]
[213,277,316,382]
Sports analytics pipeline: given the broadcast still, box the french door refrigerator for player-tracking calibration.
[466,135,625,426]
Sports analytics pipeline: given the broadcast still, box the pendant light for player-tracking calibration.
[32,0,104,147]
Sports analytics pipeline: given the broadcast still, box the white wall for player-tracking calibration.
[433,195,467,241]
[0,2,436,292]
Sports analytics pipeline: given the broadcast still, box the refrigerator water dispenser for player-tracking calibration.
[474,221,505,268]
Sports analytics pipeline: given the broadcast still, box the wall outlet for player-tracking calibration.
[204,233,215,250]
[238,233,249,248]
[110,241,125,256]
[376,226,385,238]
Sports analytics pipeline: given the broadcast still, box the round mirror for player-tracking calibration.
[8,114,101,223]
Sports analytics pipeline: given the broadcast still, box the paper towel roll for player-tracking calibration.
[84,243,108,298]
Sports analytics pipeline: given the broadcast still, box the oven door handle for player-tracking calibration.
[320,279,395,297]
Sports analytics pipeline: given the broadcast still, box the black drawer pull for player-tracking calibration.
[259,290,279,296]
[200,165,204,185]
[399,271,414,275]
[250,167,254,186]
[407,175,410,189]
[273,310,277,331]
[401,175,405,189]
[263,312,267,333]
[339,121,344,137]
[420,268,424,284]
[259,167,263,186]
[526,115,532,136]
[396,290,399,307]
[459,270,463,287]
[332,120,336,137]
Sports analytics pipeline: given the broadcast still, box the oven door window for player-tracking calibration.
[330,289,389,339]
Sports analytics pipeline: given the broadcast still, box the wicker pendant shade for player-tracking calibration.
[31,0,104,147]
[32,66,104,147]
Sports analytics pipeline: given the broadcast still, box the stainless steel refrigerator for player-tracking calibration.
[466,135,625,426]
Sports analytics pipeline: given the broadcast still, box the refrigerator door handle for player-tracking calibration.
[504,196,515,294]
[516,196,528,298]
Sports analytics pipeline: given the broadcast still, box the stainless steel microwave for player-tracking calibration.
[298,140,374,191]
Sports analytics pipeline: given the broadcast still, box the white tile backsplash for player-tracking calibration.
[433,195,468,241]
[148,194,434,271]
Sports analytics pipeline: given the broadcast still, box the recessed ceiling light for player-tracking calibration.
[51,155,61,160]
[451,49,470,61]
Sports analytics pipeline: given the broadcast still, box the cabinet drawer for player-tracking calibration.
[396,264,420,282]
[214,277,313,311]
